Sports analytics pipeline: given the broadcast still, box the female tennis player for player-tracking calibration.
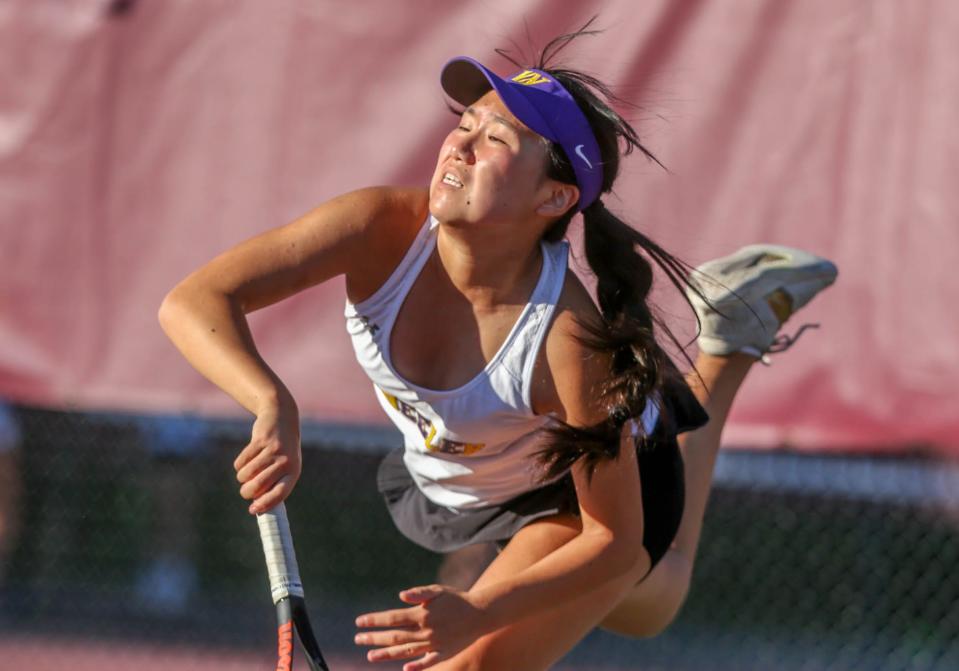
[159,23,836,671]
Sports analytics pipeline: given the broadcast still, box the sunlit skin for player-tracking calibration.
[425,91,579,309]
[429,90,578,228]
[346,91,583,670]
[155,45,831,666]
[157,79,785,671]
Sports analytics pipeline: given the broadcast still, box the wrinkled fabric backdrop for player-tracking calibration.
[2,0,957,453]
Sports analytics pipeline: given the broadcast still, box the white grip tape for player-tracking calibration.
[257,502,305,603]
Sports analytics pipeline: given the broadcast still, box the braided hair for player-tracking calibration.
[496,18,710,481]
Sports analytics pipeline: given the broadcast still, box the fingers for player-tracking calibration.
[404,651,441,671]
[234,407,300,476]
[366,641,433,663]
[234,422,301,514]
[399,585,445,604]
[354,627,430,648]
[238,456,289,500]
[249,474,294,514]
[238,456,297,514]
[235,441,279,484]
[356,606,425,629]
[233,438,261,472]
[354,603,449,668]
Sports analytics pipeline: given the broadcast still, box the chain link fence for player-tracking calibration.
[1,401,957,670]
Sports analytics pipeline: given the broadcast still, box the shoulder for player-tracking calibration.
[316,185,428,241]
[530,271,610,428]
[348,185,429,222]
[345,186,429,303]
[251,185,428,266]
[314,186,430,301]
[347,184,429,240]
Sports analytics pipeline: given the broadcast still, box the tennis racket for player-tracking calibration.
[257,502,330,671]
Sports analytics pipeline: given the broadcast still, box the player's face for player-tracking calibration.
[429,90,556,226]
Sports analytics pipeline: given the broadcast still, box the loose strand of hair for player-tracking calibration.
[484,20,731,481]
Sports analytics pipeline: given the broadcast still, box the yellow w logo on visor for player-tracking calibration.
[511,70,550,86]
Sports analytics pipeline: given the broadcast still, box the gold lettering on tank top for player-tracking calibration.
[380,388,485,455]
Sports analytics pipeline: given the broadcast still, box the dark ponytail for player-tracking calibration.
[498,19,709,481]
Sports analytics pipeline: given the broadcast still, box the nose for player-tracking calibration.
[448,133,476,165]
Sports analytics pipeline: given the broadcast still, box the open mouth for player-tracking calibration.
[442,172,464,188]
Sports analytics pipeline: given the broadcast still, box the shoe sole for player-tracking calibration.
[686,244,838,355]
[689,245,838,311]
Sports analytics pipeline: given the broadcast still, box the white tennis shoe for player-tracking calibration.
[685,244,838,363]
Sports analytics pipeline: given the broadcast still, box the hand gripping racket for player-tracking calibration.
[257,502,330,671]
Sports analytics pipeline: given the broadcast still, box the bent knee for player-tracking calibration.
[601,548,694,638]
[643,546,693,589]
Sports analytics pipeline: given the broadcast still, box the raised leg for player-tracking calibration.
[599,284,817,636]
[427,250,835,663]
[600,352,754,636]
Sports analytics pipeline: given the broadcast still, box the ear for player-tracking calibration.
[535,182,579,218]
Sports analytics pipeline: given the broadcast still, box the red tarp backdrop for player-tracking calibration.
[2,0,957,453]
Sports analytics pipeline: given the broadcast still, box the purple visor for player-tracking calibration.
[440,57,603,212]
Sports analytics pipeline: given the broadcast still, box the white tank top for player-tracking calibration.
[344,214,571,509]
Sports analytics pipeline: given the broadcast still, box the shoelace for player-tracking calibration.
[767,323,819,353]
[742,323,820,365]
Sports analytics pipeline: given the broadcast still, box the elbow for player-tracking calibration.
[157,286,185,336]
[158,283,207,339]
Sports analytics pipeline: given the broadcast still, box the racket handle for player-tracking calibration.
[257,502,306,604]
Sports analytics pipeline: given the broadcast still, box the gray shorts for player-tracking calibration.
[377,377,709,571]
